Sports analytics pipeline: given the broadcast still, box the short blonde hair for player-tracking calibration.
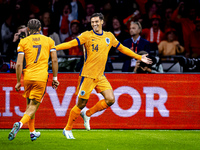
[130,21,142,33]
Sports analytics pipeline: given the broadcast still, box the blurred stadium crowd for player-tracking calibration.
[1,0,200,73]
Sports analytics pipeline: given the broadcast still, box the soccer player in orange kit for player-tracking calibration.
[56,13,152,139]
[8,19,59,141]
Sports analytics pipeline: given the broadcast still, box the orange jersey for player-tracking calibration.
[77,30,120,79]
[17,33,56,82]
[56,30,142,79]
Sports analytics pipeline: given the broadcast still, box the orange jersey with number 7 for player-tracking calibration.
[17,33,56,82]
[56,30,142,79]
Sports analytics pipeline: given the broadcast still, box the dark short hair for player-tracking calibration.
[27,19,41,34]
[90,13,104,20]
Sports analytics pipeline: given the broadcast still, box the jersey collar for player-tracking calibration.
[93,29,103,36]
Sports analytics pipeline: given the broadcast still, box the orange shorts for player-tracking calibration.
[23,80,47,103]
[75,75,112,99]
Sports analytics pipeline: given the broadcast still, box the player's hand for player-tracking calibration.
[15,82,21,92]
[52,80,59,90]
[141,54,152,64]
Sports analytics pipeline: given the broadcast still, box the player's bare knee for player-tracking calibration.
[77,103,86,110]
[105,96,115,106]
[77,98,88,109]
[26,99,40,117]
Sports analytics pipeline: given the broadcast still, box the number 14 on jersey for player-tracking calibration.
[92,44,98,52]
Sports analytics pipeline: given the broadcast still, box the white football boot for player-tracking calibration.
[30,131,41,141]
[80,110,91,131]
[63,129,75,139]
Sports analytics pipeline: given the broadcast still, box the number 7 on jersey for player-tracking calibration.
[33,45,41,63]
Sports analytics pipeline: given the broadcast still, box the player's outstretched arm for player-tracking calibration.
[56,39,78,51]
[117,44,142,60]
[117,44,152,64]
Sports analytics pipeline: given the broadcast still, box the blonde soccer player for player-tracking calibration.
[8,19,59,141]
[56,13,152,139]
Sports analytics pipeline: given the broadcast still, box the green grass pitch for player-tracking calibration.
[1,129,200,150]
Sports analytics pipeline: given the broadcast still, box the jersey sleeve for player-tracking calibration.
[110,33,120,49]
[49,38,56,52]
[17,40,25,54]
[56,39,78,50]
[76,31,89,45]
[56,31,88,51]
[117,44,142,60]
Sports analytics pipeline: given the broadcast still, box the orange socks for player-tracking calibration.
[28,118,35,132]
[64,100,109,130]
[19,114,31,128]
[86,99,109,117]
[65,105,81,130]
[20,114,31,125]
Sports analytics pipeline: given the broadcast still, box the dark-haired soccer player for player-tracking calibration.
[56,13,152,139]
[8,19,59,141]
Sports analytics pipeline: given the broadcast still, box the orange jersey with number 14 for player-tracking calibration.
[56,30,142,79]
[17,33,56,82]
[77,30,120,79]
